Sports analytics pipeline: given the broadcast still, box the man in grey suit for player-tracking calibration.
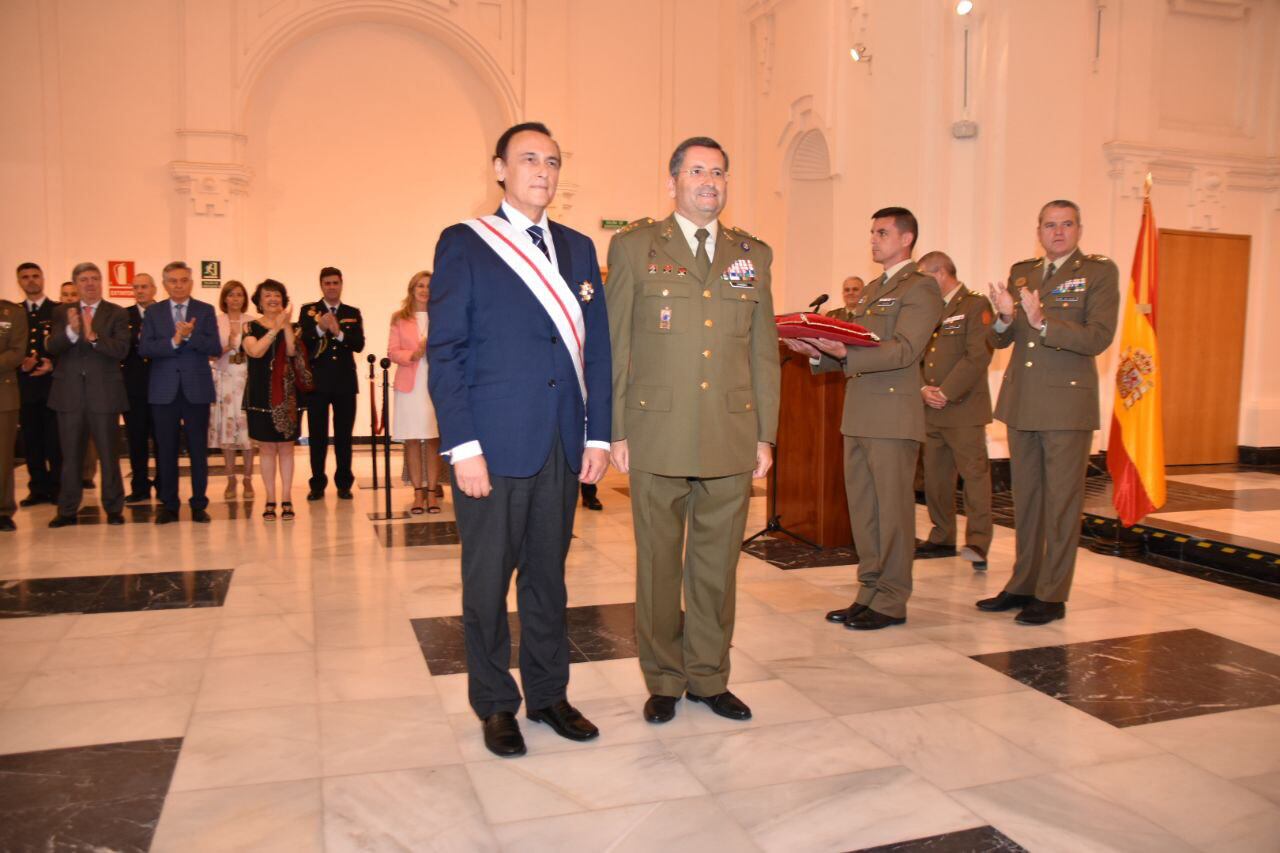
[46,263,131,526]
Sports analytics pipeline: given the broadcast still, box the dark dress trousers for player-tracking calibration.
[45,301,130,516]
[17,298,61,500]
[122,304,155,498]
[299,300,364,493]
[428,210,611,718]
[140,298,221,512]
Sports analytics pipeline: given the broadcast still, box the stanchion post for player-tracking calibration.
[367,353,379,492]
[380,357,393,519]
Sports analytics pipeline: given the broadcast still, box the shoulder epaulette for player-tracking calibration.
[615,217,654,236]
[1013,256,1040,266]
[1087,254,1111,263]
[726,224,769,247]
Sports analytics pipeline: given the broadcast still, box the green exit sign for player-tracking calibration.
[601,219,629,230]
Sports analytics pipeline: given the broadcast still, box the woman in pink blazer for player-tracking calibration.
[387,271,440,513]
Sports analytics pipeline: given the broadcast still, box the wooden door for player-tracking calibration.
[1156,229,1250,465]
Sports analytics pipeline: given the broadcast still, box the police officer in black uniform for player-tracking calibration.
[14,262,61,506]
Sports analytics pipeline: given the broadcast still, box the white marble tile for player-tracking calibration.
[766,654,932,715]
[40,625,215,668]
[953,772,1200,853]
[716,766,982,853]
[152,779,324,853]
[220,581,314,615]
[852,643,1028,703]
[317,644,434,702]
[171,704,322,791]
[650,678,829,739]
[195,651,318,711]
[323,766,499,852]
[209,612,314,657]
[465,740,708,823]
[0,640,54,673]
[0,695,193,755]
[1069,753,1280,852]
[319,695,461,776]
[313,605,419,649]
[729,612,851,662]
[1236,771,1280,809]
[62,607,223,639]
[0,614,80,643]
[1129,706,1280,779]
[841,702,1052,790]
[0,671,27,707]
[737,579,850,614]
[8,659,204,708]
[491,796,761,853]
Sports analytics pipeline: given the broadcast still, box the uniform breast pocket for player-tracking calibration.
[1046,296,1084,319]
[869,303,900,337]
[641,280,691,334]
[721,287,758,337]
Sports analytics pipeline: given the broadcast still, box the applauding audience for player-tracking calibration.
[388,271,441,514]
[210,280,257,499]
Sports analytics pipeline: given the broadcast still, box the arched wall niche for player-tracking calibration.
[778,123,835,312]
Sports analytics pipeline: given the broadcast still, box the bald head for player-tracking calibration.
[132,273,156,307]
[917,251,959,293]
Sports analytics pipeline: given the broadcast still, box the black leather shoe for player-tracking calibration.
[582,494,603,511]
[960,544,988,570]
[124,492,151,504]
[337,489,354,500]
[846,608,907,630]
[106,513,125,526]
[191,508,212,524]
[154,508,179,525]
[686,690,752,720]
[81,479,95,489]
[527,699,599,741]
[825,603,868,624]
[643,694,678,723]
[306,490,324,502]
[482,712,526,757]
[976,591,1034,612]
[19,494,49,507]
[1016,600,1066,625]
[914,539,958,559]
[0,516,15,532]
[48,514,78,528]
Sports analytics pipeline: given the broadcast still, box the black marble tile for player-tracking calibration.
[742,537,859,570]
[0,737,182,853]
[971,628,1280,727]
[851,825,1027,852]
[0,569,233,618]
[377,521,461,547]
[412,603,637,676]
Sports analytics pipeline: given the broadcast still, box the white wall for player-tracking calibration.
[3,0,1277,449]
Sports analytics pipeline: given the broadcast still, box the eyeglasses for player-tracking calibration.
[680,167,728,180]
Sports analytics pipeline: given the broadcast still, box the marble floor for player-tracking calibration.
[2,456,1280,851]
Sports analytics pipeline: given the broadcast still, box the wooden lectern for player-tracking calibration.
[768,342,854,548]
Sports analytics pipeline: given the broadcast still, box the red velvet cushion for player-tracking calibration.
[774,312,880,347]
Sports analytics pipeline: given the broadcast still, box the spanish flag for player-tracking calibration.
[1107,179,1166,526]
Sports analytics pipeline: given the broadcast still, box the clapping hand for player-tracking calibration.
[32,357,52,377]
[174,317,196,345]
[66,306,81,336]
[1019,287,1045,330]
[318,311,340,335]
[988,280,1015,322]
[21,353,37,373]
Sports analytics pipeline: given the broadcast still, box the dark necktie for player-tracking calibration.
[1043,263,1056,287]
[693,228,710,278]
[527,225,550,261]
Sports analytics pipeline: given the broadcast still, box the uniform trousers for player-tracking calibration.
[19,399,60,499]
[1005,427,1092,603]
[630,468,752,698]
[0,410,17,515]
[922,423,993,551]
[124,390,155,497]
[453,437,577,718]
[306,391,356,492]
[844,436,920,619]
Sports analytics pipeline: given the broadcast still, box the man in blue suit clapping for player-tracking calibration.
[140,261,222,524]
[429,122,612,758]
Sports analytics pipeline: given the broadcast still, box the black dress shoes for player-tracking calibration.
[960,544,988,570]
[124,492,151,504]
[846,608,907,630]
[48,514,77,528]
[191,508,212,524]
[643,694,678,723]
[825,603,868,624]
[19,494,49,507]
[582,493,603,511]
[482,711,527,757]
[686,690,752,720]
[976,591,1034,612]
[106,513,125,526]
[154,508,179,525]
[337,489,354,500]
[306,490,324,502]
[0,516,15,532]
[527,699,599,741]
[914,539,958,559]
[1016,600,1066,625]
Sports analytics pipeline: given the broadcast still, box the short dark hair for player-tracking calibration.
[1039,199,1082,225]
[16,262,41,275]
[917,250,957,277]
[669,136,730,177]
[871,207,919,253]
[493,122,554,187]
[251,279,289,311]
[319,266,342,282]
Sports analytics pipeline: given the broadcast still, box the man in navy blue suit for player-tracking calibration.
[428,122,612,758]
[140,261,221,524]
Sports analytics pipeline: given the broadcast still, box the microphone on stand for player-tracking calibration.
[808,294,829,312]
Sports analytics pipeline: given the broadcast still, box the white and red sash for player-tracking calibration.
[463,215,587,402]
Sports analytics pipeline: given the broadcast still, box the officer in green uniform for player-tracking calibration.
[785,208,944,629]
[607,136,780,724]
[0,299,30,530]
[825,275,865,322]
[914,250,994,569]
[977,199,1119,624]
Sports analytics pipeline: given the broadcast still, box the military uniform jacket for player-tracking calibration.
[17,297,55,403]
[45,301,131,414]
[606,215,780,479]
[922,286,993,428]
[299,301,365,395]
[813,261,944,442]
[991,249,1120,432]
[0,301,29,412]
[825,306,855,322]
[122,304,151,400]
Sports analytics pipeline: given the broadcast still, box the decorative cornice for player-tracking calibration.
[170,161,254,216]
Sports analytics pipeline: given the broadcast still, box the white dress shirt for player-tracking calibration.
[673,212,718,263]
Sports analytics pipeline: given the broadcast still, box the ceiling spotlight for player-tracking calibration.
[956,0,974,14]
[849,44,870,62]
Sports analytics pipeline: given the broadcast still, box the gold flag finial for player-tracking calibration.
[1143,172,1153,198]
